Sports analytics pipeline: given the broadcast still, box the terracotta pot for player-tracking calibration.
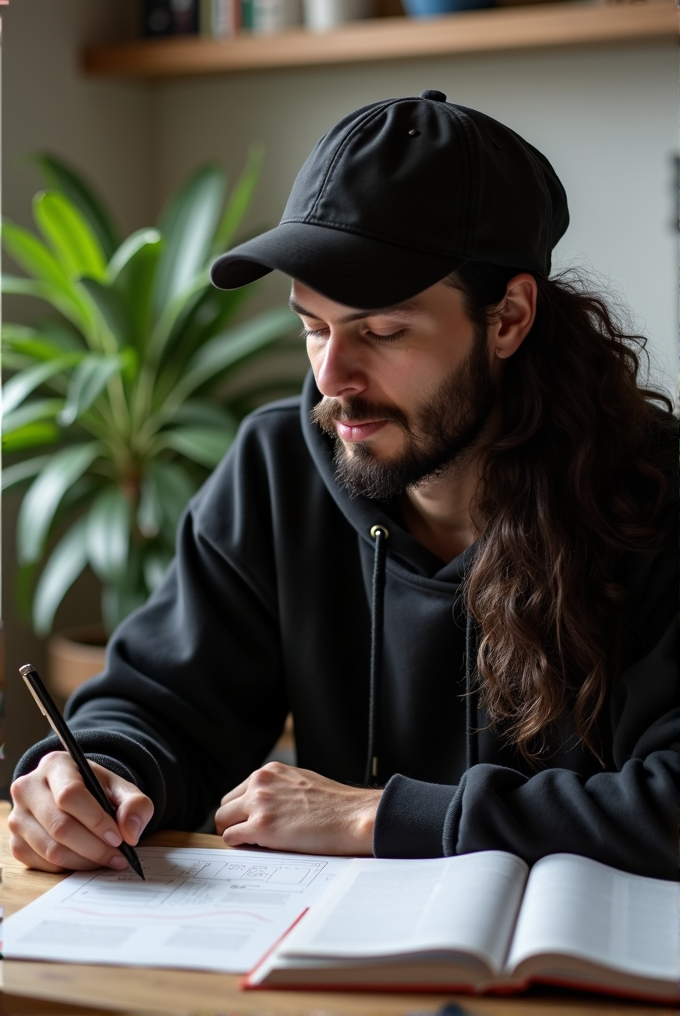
[47,626,107,702]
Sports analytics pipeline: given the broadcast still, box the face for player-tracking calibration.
[292,279,499,501]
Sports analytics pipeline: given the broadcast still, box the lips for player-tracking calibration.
[335,420,388,442]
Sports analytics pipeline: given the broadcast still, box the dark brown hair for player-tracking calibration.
[448,263,674,763]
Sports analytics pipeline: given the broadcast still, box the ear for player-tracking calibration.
[493,273,537,360]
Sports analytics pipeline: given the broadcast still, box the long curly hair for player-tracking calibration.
[448,263,674,763]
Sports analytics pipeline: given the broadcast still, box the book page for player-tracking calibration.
[3,846,350,973]
[280,850,528,975]
[506,853,680,981]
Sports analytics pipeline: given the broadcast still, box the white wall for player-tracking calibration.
[154,41,678,393]
[3,0,150,237]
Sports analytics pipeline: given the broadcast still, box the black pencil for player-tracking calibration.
[19,664,145,880]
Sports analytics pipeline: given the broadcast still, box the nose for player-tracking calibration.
[312,330,368,400]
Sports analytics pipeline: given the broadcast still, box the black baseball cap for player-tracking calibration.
[211,90,569,309]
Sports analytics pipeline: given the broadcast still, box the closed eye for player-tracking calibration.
[367,329,406,343]
[301,327,407,343]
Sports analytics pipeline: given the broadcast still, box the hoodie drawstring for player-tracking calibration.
[365,524,388,787]
[465,609,479,770]
[365,525,479,785]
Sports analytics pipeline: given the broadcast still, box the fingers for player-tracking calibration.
[216,763,307,849]
[9,810,122,873]
[215,795,250,837]
[215,764,290,842]
[221,819,262,847]
[9,752,154,874]
[9,827,69,874]
[42,756,124,845]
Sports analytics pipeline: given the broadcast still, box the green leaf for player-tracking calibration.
[180,307,297,396]
[171,399,238,429]
[120,345,139,386]
[102,580,147,636]
[2,323,39,345]
[192,286,249,346]
[2,356,80,415]
[86,487,131,585]
[137,477,160,538]
[153,164,225,320]
[32,522,90,636]
[2,324,70,361]
[1,422,60,453]
[142,544,173,593]
[2,399,63,435]
[2,275,93,336]
[2,220,72,287]
[111,232,163,351]
[162,425,235,467]
[1,455,52,492]
[33,191,108,282]
[137,460,196,543]
[17,442,102,564]
[108,228,161,282]
[211,143,264,256]
[59,355,125,426]
[79,278,131,347]
[33,152,119,260]
[36,319,86,352]
[151,286,247,381]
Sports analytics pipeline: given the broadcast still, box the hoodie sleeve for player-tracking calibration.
[12,413,290,835]
[374,616,679,880]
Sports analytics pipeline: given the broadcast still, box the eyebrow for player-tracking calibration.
[289,298,419,324]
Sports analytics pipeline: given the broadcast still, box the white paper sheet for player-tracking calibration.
[4,846,351,973]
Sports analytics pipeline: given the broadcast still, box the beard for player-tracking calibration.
[310,325,496,501]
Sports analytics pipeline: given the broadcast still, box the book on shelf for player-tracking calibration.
[241,0,301,32]
[245,850,679,1003]
[201,0,302,35]
[200,0,241,35]
[143,0,200,36]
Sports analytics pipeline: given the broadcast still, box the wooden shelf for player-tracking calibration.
[83,1,677,77]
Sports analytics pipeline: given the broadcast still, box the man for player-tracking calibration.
[10,92,677,880]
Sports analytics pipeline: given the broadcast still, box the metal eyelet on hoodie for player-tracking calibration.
[365,525,389,786]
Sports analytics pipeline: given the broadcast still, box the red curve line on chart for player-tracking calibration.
[59,906,272,921]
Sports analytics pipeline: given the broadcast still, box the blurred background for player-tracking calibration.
[1,0,676,795]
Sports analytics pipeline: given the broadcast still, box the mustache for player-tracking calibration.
[310,397,409,435]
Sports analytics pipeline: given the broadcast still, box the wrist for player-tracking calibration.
[353,789,382,854]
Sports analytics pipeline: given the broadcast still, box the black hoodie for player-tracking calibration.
[15,372,679,879]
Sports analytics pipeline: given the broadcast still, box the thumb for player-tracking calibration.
[95,764,154,846]
[117,787,154,846]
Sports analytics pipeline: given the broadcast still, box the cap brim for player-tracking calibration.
[210,222,464,309]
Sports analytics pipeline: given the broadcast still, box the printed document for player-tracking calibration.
[4,846,350,973]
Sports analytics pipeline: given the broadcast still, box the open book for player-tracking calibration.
[246,851,679,1002]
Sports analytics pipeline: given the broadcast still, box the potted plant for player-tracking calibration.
[2,149,300,697]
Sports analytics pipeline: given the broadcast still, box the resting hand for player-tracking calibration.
[215,762,381,855]
[9,751,153,873]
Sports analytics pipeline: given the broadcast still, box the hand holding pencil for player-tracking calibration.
[9,666,153,878]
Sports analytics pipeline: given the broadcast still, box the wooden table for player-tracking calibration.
[0,802,672,1016]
